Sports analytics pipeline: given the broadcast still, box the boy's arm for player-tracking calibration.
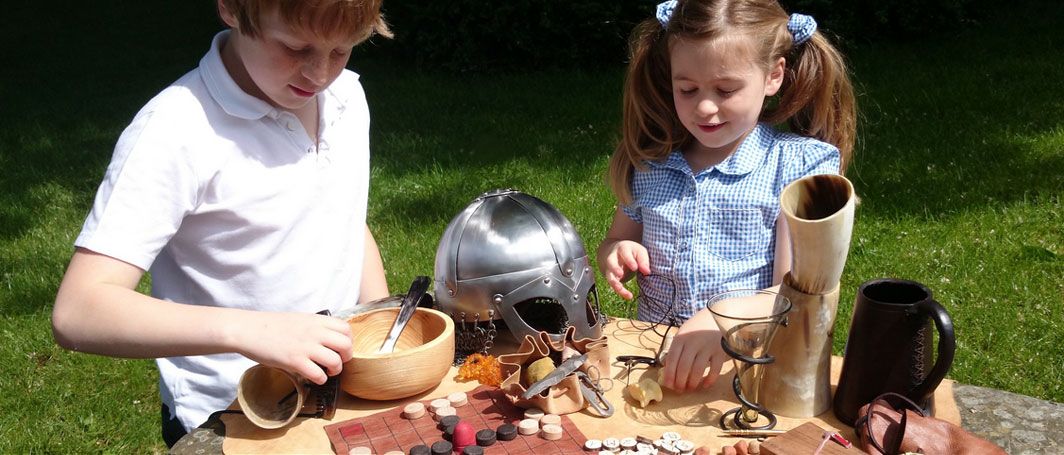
[772,215,792,285]
[358,224,389,304]
[51,248,353,384]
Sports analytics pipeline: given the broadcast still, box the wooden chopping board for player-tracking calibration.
[221,319,960,454]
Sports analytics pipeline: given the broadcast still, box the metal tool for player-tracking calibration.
[521,353,614,417]
[378,276,430,354]
[575,371,614,417]
[522,354,588,399]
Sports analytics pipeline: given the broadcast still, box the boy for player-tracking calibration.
[51,0,392,446]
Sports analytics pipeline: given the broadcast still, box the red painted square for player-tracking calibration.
[338,422,365,441]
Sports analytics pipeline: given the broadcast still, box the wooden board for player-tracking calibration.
[222,319,959,454]
[323,386,587,454]
[760,422,857,455]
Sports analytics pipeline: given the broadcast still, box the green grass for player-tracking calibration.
[1,2,1061,452]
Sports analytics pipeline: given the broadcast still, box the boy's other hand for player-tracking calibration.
[659,309,726,393]
[234,312,353,385]
[601,240,651,300]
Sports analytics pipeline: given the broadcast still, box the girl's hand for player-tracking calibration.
[230,311,353,385]
[660,309,726,392]
[600,240,651,300]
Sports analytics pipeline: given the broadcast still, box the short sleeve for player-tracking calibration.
[784,140,841,185]
[621,204,642,224]
[75,107,202,270]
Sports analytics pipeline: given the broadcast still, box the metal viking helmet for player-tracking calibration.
[434,189,603,344]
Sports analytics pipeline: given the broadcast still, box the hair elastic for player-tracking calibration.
[656,0,677,27]
[787,13,817,45]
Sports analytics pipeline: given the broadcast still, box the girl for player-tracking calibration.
[597,0,856,393]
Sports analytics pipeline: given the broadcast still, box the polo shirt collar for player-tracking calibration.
[200,31,275,120]
[647,123,773,176]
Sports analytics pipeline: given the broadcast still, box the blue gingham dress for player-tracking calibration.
[622,123,840,323]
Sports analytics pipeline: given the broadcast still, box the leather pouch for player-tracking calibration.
[855,392,1006,454]
[498,326,609,415]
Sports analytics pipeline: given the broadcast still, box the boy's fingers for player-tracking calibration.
[298,358,328,385]
[321,328,354,360]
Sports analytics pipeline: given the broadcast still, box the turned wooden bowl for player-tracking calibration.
[340,307,455,401]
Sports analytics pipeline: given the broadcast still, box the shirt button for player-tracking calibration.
[285,122,296,131]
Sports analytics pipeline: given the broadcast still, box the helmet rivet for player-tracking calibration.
[564,267,573,276]
[573,294,580,301]
[492,294,504,304]
[448,288,456,297]
[543,278,551,285]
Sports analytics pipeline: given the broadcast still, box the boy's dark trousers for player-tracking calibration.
[162,404,187,448]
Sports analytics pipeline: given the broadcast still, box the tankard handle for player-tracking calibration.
[909,298,956,401]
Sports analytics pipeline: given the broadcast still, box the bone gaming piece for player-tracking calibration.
[637,442,656,453]
[433,406,457,421]
[598,452,613,455]
[584,439,603,450]
[453,421,476,452]
[603,437,620,451]
[618,437,636,449]
[384,451,405,455]
[349,447,372,454]
[541,423,563,440]
[403,402,427,419]
[675,439,695,453]
[518,418,539,435]
[662,431,682,441]
[659,440,679,455]
[447,391,469,407]
[523,407,545,421]
[496,423,518,441]
[540,413,561,426]
[429,398,451,413]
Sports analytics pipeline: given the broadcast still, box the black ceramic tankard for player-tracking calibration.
[832,278,956,426]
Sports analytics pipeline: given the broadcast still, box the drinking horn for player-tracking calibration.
[759,174,856,417]
[237,364,309,429]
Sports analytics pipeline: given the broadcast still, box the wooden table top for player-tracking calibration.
[197,318,959,454]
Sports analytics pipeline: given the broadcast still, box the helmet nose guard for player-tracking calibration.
[434,189,604,345]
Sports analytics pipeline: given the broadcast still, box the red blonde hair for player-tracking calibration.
[220,0,392,44]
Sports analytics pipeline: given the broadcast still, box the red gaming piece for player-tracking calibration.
[452,421,475,452]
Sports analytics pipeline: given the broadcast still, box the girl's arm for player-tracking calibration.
[772,215,792,285]
[51,248,353,385]
[358,224,389,304]
[596,208,650,300]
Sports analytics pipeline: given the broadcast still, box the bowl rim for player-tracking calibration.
[345,307,455,360]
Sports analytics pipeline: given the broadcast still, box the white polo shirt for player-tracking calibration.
[76,31,371,430]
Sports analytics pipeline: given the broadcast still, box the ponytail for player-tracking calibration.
[608,18,684,205]
[763,31,856,171]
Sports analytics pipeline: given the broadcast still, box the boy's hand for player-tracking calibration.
[600,240,651,300]
[234,312,353,385]
[659,309,726,392]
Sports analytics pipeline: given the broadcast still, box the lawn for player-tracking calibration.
[1,2,1060,452]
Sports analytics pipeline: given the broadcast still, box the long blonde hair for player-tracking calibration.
[607,0,856,204]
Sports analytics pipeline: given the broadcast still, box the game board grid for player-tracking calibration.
[324,386,590,454]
